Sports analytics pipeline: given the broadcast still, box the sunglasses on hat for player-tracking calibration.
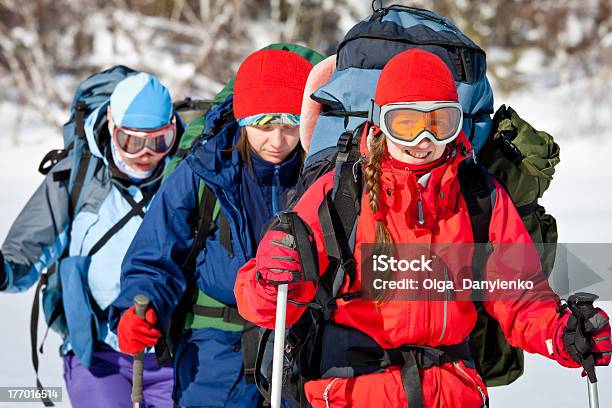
[112,122,176,159]
[369,101,463,147]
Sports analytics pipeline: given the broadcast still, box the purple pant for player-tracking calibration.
[63,345,174,408]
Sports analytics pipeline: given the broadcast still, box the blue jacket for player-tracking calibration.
[110,98,301,329]
[0,101,173,366]
[108,98,301,405]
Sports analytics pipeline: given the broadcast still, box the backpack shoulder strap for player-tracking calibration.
[157,180,220,365]
[457,161,496,247]
[457,161,496,302]
[316,125,365,314]
[181,180,220,271]
[68,102,92,218]
[86,186,156,257]
[31,100,92,407]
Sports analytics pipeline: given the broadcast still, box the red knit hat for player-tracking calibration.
[374,49,458,106]
[233,49,313,120]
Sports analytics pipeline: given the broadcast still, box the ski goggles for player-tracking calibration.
[369,101,463,147]
[112,122,176,158]
[238,113,300,127]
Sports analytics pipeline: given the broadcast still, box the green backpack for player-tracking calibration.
[471,104,560,386]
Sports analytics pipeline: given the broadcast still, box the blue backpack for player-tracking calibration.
[35,65,139,341]
[261,6,500,408]
[299,4,494,192]
[32,65,139,406]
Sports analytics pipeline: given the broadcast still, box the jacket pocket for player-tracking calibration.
[452,361,487,407]
[172,328,250,407]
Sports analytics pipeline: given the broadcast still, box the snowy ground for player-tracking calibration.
[0,80,611,407]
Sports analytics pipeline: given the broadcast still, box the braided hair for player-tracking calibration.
[364,129,395,301]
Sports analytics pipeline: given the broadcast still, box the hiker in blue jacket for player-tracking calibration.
[109,49,315,407]
[0,71,181,407]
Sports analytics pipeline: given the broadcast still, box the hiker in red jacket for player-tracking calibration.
[235,49,611,407]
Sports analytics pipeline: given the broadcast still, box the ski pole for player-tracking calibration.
[588,375,599,408]
[567,292,600,408]
[270,284,288,408]
[132,294,150,408]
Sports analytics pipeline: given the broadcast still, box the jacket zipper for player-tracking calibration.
[272,166,280,214]
[438,266,449,341]
[416,186,425,225]
[453,361,486,407]
[220,188,246,259]
[323,378,338,408]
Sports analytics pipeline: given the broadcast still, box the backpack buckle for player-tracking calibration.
[337,131,353,153]
[336,131,354,164]
[342,257,356,273]
[222,306,233,323]
[498,130,523,165]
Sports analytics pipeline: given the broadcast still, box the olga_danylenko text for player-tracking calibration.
[370,254,535,294]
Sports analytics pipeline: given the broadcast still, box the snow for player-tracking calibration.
[0,137,66,407]
[0,77,611,408]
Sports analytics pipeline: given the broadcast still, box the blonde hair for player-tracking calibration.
[363,132,395,301]
[364,132,393,248]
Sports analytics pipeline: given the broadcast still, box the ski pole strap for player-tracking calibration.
[567,292,600,383]
[255,328,273,405]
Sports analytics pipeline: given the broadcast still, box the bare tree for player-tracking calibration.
[0,0,609,142]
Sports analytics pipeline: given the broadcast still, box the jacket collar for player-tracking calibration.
[188,98,241,191]
[248,148,302,187]
[361,122,473,226]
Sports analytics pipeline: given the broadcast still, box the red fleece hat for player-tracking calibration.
[374,49,458,106]
[233,49,313,120]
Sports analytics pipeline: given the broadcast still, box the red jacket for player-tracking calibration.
[235,131,571,407]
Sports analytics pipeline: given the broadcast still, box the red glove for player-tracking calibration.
[118,306,161,355]
[256,230,303,285]
[554,308,611,368]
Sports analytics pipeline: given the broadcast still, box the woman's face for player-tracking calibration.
[245,124,300,164]
[385,136,447,165]
[107,109,167,173]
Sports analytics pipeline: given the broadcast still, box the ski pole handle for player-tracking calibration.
[271,284,288,408]
[567,292,600,408]
[132,294,150,407]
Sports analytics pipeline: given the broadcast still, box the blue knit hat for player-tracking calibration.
[110,72,172,129]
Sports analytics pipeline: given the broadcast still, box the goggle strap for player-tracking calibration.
[369,100,382,127]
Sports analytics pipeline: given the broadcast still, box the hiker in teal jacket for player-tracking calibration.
[1,72,181,407]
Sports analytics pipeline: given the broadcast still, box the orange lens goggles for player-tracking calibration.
[384,106,462,143]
